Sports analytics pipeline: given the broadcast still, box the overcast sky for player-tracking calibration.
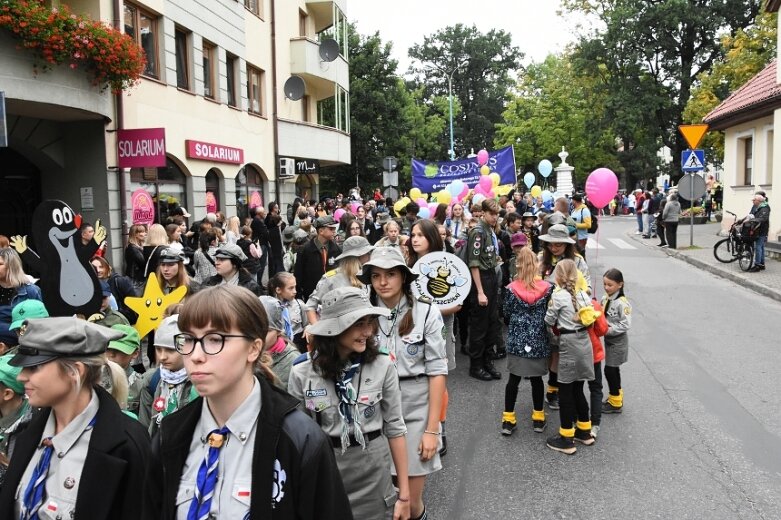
[346,0,585,75]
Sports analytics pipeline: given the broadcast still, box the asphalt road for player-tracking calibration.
[424,216,781,519]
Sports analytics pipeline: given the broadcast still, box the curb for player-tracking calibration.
[625,232,781,305]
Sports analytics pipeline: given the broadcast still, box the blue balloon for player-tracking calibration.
[418,207,431,219]
[448,180,465,197]
[541,190,553,202]
[523,172,535,189]
[538,159,553,178]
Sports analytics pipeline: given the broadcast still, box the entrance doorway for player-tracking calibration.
[0,147,42,238]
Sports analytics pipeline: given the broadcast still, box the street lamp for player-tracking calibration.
[428,59,468,160]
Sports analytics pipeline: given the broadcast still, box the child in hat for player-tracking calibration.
[105,324,143,416]
[5,300,49,355]
[258,296,300,388]
[289,286,410,520]
[89,281,130,328]
[508,232,528,281]
[0,354,34,487]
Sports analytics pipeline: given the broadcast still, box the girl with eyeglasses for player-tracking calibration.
[142,285,352,519]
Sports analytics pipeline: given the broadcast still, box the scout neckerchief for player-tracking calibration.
[333,356,365,454]
[188,426,230,520]
[377,299,402,361]
[279,301,294,339]
[154,367,189,422]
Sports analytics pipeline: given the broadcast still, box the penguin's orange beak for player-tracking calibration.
[74,214,82,229]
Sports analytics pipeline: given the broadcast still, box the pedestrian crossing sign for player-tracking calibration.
[681,149,705,172]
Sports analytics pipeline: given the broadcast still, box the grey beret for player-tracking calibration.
[153,315,181,350]
[10,317,125,367]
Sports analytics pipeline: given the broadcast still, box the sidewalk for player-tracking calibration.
[626,219,781,303]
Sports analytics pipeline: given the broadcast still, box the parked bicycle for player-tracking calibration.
[713,210,757,271]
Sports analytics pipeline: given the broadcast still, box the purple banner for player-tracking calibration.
[411,146,517,192]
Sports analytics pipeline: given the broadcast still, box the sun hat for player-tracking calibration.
[10,317,124,368]
[335,236,375,261]
[546,212,567,226]
[0,355,24,394]
[282,226,296,244]
[258,296,286,333]
[214,244,248,262]
[315,215,340,229]
[356,247,418,285]
[159,247,186,264]
[375,211,391,225]
[153,315,181,350]
[521,212,536,219]
[107,324,141,355]
[510,232,528,248]
[293,229,309,243]
[538,224,576,244]
[9,300,49,331]
[307,287,390,337]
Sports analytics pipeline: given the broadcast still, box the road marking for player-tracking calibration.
[586,239,606,249]
[607,238,637,250]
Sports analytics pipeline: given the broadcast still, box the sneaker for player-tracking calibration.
[533,419,547,433]
[660,244,669,248]
[501,421,517,436]
[634,231,642,235]
[546,434,576,455]
[546,392,560,410]
[591,424,600,439]
[602,401,623,414]
[574,428,595,445]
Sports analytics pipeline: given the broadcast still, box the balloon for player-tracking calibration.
[495,184,513,196]
[480,165,491,176]
[541,190,553,203]
[478,176,493,192]
[351,202,359,213]
[333,208,345,222]
[477,149,489,166]
[410,187,422,200]
[438,190,452,205]
[472,194,486,205]
[428,202,438,213]
[489,172,500,187]
[585,167,619,208]
[416,198,428,208]
[449,180,465,196]
[394,201,405,214]
[538,159,553,178]
[553,191,563,201]
[460,185,470,199]
[486,190,495,199]
[530,185,542,198]
[418,207,431,219]
[523,172,535,189]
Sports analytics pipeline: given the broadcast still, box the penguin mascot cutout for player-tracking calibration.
[10,200,104,317]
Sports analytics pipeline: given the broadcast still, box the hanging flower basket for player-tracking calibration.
[0,0,146,93]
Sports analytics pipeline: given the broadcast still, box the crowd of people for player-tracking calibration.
[0,186,639,519]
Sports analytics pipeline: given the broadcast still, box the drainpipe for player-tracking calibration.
[270,0,281,202]
[112,0,128,247]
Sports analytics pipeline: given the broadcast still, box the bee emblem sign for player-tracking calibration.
[412,252,472,307]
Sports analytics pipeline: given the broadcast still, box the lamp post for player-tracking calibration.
[429,59,468,160]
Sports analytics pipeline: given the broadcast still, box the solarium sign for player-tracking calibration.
[117,128,166,168]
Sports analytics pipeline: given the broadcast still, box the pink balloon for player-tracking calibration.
[428,202,438,213]
[333,208,345,222]
[351,202,360,213]
[460,185,470,198]
[416,198,428,207]
[486,190,495,199]
[477,149,489,166]
[585,168,619,208]
[478,175,493,192]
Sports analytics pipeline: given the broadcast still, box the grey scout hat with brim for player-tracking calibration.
[538,224,576,244]
[10,316,125,367]
[258,296,286,333]
[356,247,418,285]
[334,236,375,261]
[307,286,390,337]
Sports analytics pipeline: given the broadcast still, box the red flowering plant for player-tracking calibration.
[0,0,146,93]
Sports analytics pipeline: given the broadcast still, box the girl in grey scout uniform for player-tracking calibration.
[543,259,598,456]
[142,285,351,520]
[359,247,447,520]
[0,317,150,520]
[288,286,411,520]
[138,315,197,436]
[305,236,375,324]
[258,296,301,389]
[268,272,309,352]
[601,268,632,414]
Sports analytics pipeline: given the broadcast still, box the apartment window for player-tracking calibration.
[299,9,308,37]
[317,86,350,132]
[226,54,238,107]
[737,136,753,185]
[175,28,190,90]
[202,41,216,99]
[767,130,774,185]
[247,65,265,115]
[301,95,311,122]
[124,3,159,78]
[244,0,261,17]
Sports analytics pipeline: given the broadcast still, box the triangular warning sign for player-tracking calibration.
[679,124,709,149]
[684,151,704,170]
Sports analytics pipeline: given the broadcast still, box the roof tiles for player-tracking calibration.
[704,60,781,128]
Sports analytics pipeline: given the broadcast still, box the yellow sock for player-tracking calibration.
[559,426,575,438]
[547,385,559,394]
[608,393,623,407]
[576,420,592,431]
[531,409,545,421]
[502,411,517,425]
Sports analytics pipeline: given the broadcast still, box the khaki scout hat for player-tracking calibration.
[107,324,141,355]
[282,226,296,244]
[334,236,375,261]
[307,287,390,337]
[153,315,180,350]
[10,317,125,368]
[258,296,286,333]
[538,224,576,244]
[356,247,418,285]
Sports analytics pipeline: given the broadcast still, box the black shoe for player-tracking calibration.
[658,243,667,247]
[546,392,560,410]
[439,435,447,456]
[574,428,595,445]
[748,265,762,272]
[483,361,501,380]
[546,434,576,455]
[501,421,517,436]
[602,401,623,414]
[491,348,507,360]
[533,419,547,433]
[469,367,493,381]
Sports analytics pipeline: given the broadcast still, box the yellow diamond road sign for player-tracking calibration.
[678,124,709,150]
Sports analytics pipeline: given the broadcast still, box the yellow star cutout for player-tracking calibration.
[125,273,188,338]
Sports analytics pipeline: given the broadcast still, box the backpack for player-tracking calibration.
[582,206,598,234]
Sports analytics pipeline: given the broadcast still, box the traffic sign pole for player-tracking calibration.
[690,174,694,246]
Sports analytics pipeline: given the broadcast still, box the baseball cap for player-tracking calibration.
[0,355,24,394]
[107,324,141,355]
[10,300,49,331]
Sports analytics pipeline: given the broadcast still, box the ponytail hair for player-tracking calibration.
[603,268,626,298]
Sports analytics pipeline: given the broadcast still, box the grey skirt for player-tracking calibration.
[392,376,442,477]
[605,335,629,367]
[507,355,549,378]
[557,331,594,384]
[335,433,396,520]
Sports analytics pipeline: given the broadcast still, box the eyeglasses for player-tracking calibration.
[173,333,253,355]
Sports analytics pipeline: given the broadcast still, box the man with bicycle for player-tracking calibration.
[746,193,771,272]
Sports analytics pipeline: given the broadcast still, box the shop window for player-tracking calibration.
[296,174,315,202]
[129,158,187,224]
[175,28,191,90]
[235,166,266,224]
[247,65,265,116]
[124,2,159,78]
[737,136,753,185]
[202,40,216,99]
[226,54,238,108]
[205,169,221,214]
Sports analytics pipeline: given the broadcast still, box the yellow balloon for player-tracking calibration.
[394,200,406,214]
[531,185,542,198]
[495,184,512,196]
[480,165,491,176]
[409,188,422,200]
[420,193,429,201]
[438,190,452,205]
[489,172,500,187]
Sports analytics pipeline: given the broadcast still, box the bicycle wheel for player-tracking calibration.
[713,238,737,263]
[738,243,754,271]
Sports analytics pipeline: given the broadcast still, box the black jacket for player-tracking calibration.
[750,203,771,237]
[204,269,263,295]
[107,271,139,323]
[294,238,341,301]
[124,243,146,282]
[251,215,270,246]
[142,376,352,520]
[0,387,151,520]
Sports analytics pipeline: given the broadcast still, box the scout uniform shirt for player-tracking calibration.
[176,379,261,520]
[467,219,499,272]
[305,269,367,316]
[601,292,632,361]
[15,392,100,520]
[287,354,407,441]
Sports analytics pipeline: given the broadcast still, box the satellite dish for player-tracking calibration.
[318,38,340,62]
[283,75,306,101]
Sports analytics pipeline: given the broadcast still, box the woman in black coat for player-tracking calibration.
[266,201,286,277]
